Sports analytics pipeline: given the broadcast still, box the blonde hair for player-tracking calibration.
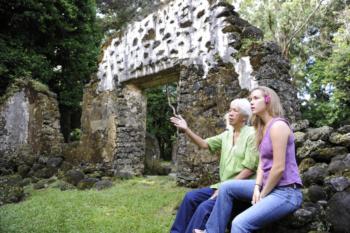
[250,86,284,146]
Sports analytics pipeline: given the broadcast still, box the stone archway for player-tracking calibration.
[76,0,300,185]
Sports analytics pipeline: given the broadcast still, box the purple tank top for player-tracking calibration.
[259,118,302,187]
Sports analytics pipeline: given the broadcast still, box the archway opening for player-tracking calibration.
[144,83,178,175]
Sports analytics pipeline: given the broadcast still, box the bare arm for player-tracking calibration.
[170,115,209,149]
[252,161,263,204]
[260,121,290,198]
[234,168,255,180]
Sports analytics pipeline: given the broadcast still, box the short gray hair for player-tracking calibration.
[231,98,252,123]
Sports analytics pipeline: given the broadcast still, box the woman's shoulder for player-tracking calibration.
[243,125,256,137]
[271,118,290,130]
[270,119,291,137]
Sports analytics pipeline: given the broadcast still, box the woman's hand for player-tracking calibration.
[251,185,261,205]
[210,189,219,199]
[170,115,188,131]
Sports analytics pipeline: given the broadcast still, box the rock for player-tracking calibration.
[20,178,31,186]
[294,132,306,147]
[308,185,327,202]
[31,163,44,171]
[0,175,24,206]
[82,164,98,174]
[17,164,31,177]
[22,154,37,166]
[310,146,348,163]
[1,174,23,186]
[297,140,326,160]
[30,176,40,184]
[289,206,317,228]
[331,153,347,162]
[241,26,263,40]
[325,177,349,192]
[329,132,350,146]
[46,157,63,168]
[38,156,49,165]
[299,158,316,173]
[337,125,350,134]
[344,154,350,168]
[116,171,134,180]
[33,167,56,179]
[145,132,161,174]
[104,169,115,177]
[327,191,350,233]
[33,179,49,189]
[0,167,12,176]
[291,120,309,132]
[77,178,99,190]
[302,163,329,186]
[53,180,76,191]
[328,160,346,175]
[93,180,113,190]
[88,171,103,179]
[64,169,84,186]
[60,161,73,172]
[306,126,333,141]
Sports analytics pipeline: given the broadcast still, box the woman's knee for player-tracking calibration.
[220,181,233,194]
[231,215,249,233]
[183,190,198,203]
[195,201,212,216]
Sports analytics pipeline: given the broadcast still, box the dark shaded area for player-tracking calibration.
[145,84,177,161]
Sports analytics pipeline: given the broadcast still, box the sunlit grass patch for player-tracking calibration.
[0,176,188,233]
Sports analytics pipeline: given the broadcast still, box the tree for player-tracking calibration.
[236,0,349,126]
[145,85,177,161]
[302,7,350,126]
[0,0,102,139]
[96,0,161,37]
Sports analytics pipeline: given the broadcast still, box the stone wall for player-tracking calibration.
[69,80,146,176]
[0,80,63,157]
[82,0,300,178]
[65,80,119,163]
[112,83,146,176]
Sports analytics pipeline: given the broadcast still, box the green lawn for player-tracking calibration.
[0,176,188,233]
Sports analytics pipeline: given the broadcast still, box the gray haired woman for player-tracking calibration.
[170,98,259,233]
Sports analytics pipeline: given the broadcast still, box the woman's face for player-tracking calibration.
[228,103,245,125]
[250,89,266,115]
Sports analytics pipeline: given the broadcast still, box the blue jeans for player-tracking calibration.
[206,180,303,233]
[170,187,216,233]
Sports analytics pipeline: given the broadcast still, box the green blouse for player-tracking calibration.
[205,125,259,189]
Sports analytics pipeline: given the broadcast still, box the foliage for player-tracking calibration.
[69,128,82,141]
[0,176,187,233]
[236,0,350,126]
[301,10,350,126]
[0,0,102,109]
[96,0,161,37]
[145,85,177,161]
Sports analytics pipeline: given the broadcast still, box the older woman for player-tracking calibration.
[195,86,303,233]
[170,98,259,233]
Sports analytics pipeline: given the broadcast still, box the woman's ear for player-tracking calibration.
[264,95,271,104]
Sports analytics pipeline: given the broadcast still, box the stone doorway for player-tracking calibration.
[126,69,179,176]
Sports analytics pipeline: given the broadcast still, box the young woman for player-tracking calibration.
[195,86,303,233]
[169,98,259,233]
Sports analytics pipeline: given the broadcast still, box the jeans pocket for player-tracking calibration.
[274,187,303,209]
[287,189,303,208]
[296,190,303,207]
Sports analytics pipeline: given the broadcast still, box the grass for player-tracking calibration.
[0,176,189,233]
